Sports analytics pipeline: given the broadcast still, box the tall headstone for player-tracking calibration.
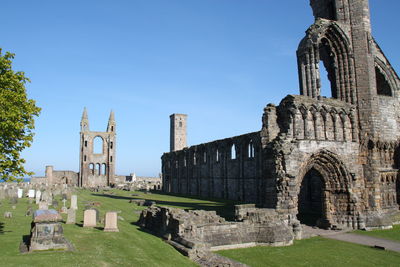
[66,209,76,224]
[28,189,35,198]
[104,211,119,232]
[83,209,96,227]
[71,195,78,210]
[17,188,23,198]
[35,191,41,205]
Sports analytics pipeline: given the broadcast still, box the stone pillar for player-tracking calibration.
[46,166,54,185]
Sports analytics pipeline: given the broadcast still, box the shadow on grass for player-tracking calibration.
[91,192,239,221]
[0,222,4,234]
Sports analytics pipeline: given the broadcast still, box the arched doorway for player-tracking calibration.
[298,168,324,226]
[296,150,355,229]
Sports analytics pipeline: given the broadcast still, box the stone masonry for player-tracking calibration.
[79,108,116,187]
[162,0,400,231]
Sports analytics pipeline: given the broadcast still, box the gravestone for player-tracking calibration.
[83,209,97,227]
[26,207,33,216]
[52,200,59,208]
[10,197,18,205]
[29,209,71,252]
[71,195,78,210]
[35,191,42,204]
[66,209,76,224]
[41,191,52,205]
[17,188,23,198]
[4,211,12,218]
[28,189,35,198]
[39,201,48,210]
[104,211,119,232]
[62,194,68,200]
[0,189,5,200]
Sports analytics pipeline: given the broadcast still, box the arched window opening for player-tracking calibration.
[93,136,103,154]
[85,140,87,147]
[179,121,183,127]
[184,157,187,167]
[203,151,207,163]
[319,39,337,98]
[96,163,101,175]
[89,163,94,175]
[110,142,113,149]
[193,153,197,165]
[111,126,114,132]
[102,164,107,175]
[376,67,392,96]
[231,144,236,160]
[110,156,113,162]
[84,155,87,162]
[216,149,219,162]
[248,141,255,158]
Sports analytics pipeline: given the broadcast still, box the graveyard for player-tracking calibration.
[1,187,399,267]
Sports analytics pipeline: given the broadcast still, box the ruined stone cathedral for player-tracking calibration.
[79,108,116,187]
[162,0,400,230]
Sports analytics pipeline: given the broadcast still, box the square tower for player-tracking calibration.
[170,114,187,152]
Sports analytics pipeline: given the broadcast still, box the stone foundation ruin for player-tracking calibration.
[138,204,298,266]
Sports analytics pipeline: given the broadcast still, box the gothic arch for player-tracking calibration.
[298,20,356,103]
[375,58,397,96]
[296,150,355,228]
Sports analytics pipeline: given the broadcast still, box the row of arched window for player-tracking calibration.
[89,163,107,176]
[167,140,257,169]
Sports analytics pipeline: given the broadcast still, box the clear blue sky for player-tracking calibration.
[1,0,399,177]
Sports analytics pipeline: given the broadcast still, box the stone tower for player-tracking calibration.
[170,114,187,152]
[79,108,116,187]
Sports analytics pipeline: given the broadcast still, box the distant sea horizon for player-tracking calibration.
[0,178,31,183]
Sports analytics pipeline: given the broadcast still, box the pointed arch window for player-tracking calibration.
[231,144,236,160]
[93,136,103,154]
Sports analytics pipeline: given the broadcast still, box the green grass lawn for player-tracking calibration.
[1,189,400,267]
[354,224,400,242]
[0,189,201,267]
[217,237,400,267]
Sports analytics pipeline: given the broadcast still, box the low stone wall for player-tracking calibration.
[138,204,297,265]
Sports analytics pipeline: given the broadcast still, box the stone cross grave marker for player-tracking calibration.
[83,209,96,227]
[104,211,119,232]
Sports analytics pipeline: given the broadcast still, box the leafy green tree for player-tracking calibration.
[0,49,41,181]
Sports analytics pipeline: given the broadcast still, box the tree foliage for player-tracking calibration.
[0,49,41,181]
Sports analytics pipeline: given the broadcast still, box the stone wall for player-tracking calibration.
[138,204,296,263]
[162,131,263,203]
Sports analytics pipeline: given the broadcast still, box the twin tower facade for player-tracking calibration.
[79,108,116,187]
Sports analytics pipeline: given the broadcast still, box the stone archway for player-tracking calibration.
[298,168,325,226]
[296,150,354,229]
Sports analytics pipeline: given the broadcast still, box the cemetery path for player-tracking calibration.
[321,232,400,253]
